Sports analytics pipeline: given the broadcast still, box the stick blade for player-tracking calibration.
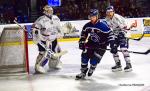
[145,49,150,55]
[53,50,68,58]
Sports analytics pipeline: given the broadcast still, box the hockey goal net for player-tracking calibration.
[0,26,29,74]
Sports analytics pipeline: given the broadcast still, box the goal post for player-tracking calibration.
[0,26,29,74]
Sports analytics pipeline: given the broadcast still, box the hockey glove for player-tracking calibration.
[110,45,118,54]
[109,38,118,54]
[79,41,85,51]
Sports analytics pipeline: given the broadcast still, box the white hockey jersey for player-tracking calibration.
[105,13,127,32]
[32,15,63,42]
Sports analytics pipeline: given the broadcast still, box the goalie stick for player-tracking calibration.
[38,41,68,58]
[13,20,68,58]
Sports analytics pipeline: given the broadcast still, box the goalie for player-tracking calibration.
[31,5,64,74]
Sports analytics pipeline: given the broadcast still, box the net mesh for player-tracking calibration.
[0,27,28,74]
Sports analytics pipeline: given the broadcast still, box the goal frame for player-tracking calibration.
[0,25,29,74]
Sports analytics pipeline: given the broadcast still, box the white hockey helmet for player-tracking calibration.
[43,5,53,16]
[106,6,114,13]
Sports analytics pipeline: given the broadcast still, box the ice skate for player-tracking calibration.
[75,68,88,80]
[112,62,122,72]
[88,69,94,77]
[124,63,132,72]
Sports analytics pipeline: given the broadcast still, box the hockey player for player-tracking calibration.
[105,6,135,72]
[31,5,64,74]
[76,9,112,80]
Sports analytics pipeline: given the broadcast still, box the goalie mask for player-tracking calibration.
[43,5,53,17]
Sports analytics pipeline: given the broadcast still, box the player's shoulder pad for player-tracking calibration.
[98,20,111,33]
[52,15,60,21]
[82,21,91,30]
[33,16,47,27]
[114,13,125,20]
[104,17,109,21]
[100,20,109,25]
[35,15,46,22]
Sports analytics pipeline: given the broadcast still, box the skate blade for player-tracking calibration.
[75,76,94,81]
[75,77,86,80]
[124,68,132,72]
[112,68,122,72]
[75,75,86,80]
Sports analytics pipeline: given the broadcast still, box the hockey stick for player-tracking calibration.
[115,20,144,41]
[85,47,150,55]
[127,20,145,41]
[119,27,145,41]
[128,31,145,41]
[108,48,150,55]
[13,20,26,31]
[13,20,68,58]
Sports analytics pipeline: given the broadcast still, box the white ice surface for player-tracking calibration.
[0,38,150,91]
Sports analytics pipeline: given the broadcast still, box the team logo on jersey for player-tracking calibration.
[90,32,100,43]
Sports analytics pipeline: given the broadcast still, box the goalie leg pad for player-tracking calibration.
[48,58,62,69]
[35,53,46,66]
[38,51,49,66]
[35,58,46,73]
[35,52,49,73]
[35,65,46,74]
[41,59,48,67]
[55,60,63,69]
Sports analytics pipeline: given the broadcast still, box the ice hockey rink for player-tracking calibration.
[0,38,150,91]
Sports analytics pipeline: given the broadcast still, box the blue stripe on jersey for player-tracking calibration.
[96,21,111,33]
[84,20,111,33]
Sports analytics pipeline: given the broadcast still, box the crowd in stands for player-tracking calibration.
[55,0,144,20]
[0,0,29,24]
[0,0,147,24]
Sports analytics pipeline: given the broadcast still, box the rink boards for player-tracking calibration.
[0,17,150,45]
[27,33,149,45]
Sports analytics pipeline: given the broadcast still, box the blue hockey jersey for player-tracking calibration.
[80,20,112,48]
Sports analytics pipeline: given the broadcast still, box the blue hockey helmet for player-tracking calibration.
[106,6,114,12]
[89,9,99,17]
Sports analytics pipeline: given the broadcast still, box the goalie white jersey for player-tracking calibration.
[105,13,128,31]
[32,15,63,42]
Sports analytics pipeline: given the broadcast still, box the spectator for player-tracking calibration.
[0,0,147,23]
